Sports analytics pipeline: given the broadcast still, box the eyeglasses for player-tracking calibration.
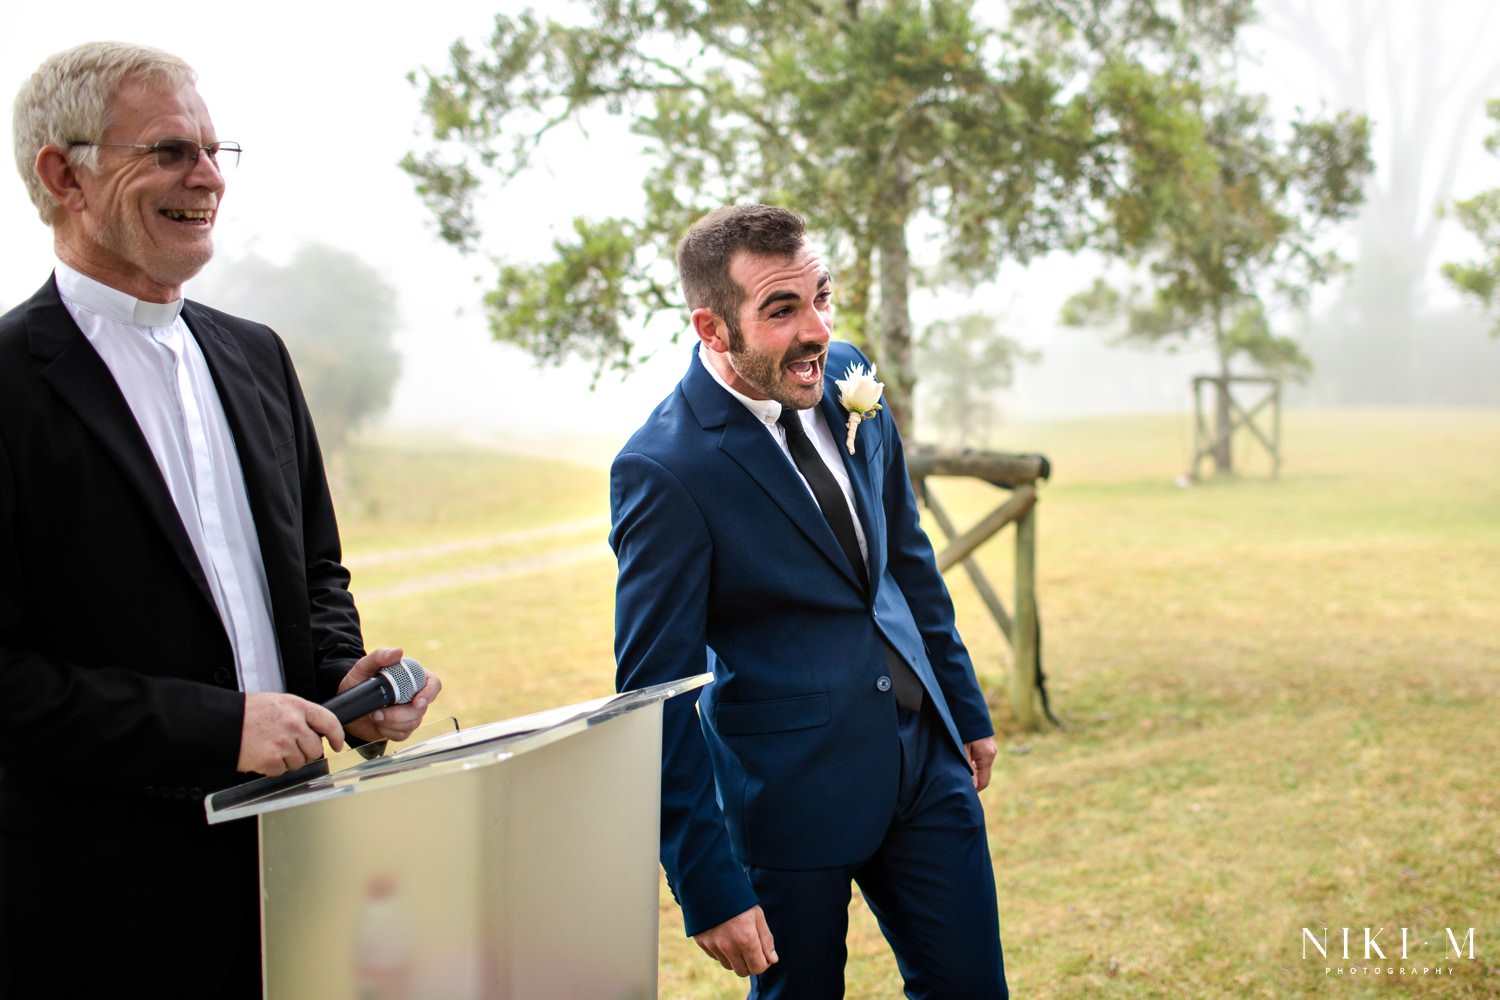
[67,138,242,171]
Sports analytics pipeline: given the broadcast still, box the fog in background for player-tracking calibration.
[4,1,1497,452]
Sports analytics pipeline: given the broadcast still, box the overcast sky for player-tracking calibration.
[3,2,1496,443]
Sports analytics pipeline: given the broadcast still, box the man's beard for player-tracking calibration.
[724,316,826,410]
[93,209,214,293]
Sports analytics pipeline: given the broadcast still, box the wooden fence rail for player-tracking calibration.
[908,447,1054,731]
[1189,375,1282,480]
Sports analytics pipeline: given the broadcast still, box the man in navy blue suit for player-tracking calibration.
[611,204,1007,998]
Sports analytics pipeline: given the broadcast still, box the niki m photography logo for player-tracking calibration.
[1301,924,1479,978]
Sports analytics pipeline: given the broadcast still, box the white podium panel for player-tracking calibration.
[206,675,709,999]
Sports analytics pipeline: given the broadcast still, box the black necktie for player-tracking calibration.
[778,408,924,712]
[779,408,866,586]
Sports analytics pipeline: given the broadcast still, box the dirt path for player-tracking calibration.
[349,516,613,600]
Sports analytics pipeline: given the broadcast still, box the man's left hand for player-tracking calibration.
[965,736,998,792]
[338,647,442,745]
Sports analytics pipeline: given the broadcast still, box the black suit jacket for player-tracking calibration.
[0,274,367,993]
[0,274,364,824]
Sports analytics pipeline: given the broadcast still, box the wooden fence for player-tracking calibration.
[1189,375,1282,480]
[907,447,1055,731]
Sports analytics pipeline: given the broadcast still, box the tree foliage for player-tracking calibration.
[1257,0,1500,404]
[1260,0,1500,303]
[1061,90,1371,378]
[916,313,1036,447]
[1053,0,1372,473]
[403,0,1255,434]
[1442,99,1500,337]
[195,244,402,452]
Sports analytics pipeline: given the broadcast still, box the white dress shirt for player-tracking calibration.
[698,342,869,565]
[56,262,285,693]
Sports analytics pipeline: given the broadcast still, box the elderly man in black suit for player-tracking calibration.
[0,41,440,997]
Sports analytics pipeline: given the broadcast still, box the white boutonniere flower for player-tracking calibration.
[835,363,884,455]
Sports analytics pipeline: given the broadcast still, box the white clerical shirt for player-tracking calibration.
[55,261,285,693]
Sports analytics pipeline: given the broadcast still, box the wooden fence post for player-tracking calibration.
[1012,501,1040,729]
[908,447,1052,731]
[1189,375,1282,480]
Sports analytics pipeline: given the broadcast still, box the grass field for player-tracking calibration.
[333,408,1500,999]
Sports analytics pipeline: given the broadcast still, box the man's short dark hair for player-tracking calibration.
[677,204,808,328]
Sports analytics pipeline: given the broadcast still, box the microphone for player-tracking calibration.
[324,657,428,725]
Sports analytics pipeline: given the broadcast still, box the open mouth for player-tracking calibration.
[161,208,214,225]
[786,354,823,385]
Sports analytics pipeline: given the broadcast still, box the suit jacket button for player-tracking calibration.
[876,676,893,692]
[213,668,232,685]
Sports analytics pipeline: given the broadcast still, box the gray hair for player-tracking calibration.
[12,41,196,224]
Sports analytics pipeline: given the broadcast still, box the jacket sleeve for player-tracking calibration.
[275,333,364,699]
[876,392,995,744]
[609,448,759,936]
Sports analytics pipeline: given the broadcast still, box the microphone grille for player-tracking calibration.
[383,657,427,704]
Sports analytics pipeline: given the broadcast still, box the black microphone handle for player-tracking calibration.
[324,674,395,725]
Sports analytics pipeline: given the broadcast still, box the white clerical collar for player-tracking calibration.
[54,260,185,328]
[697,341,785,427]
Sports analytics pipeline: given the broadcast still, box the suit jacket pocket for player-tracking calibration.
[714,693,830,735]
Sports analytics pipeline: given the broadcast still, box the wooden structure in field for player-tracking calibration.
[1189,375,1282,480]
[908,447,1055,731]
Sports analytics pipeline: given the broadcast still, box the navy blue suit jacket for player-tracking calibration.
[610,341,993,936]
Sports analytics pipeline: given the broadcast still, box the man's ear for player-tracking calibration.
[34,146,89,214]
[691,307,729,353]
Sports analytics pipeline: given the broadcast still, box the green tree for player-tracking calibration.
[916,313,1034,447]
[1442,99,1500,337]
[402,0,1248,435]
[195,244,402,452]
[1059,76,1371,475]
[1260,0,1500,403]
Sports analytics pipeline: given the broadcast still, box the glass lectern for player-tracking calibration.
[206,674,710,999]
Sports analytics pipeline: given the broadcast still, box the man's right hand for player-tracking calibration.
[693,905,778,977]
[237,692,344,776]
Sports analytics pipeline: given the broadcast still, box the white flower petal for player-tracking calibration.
[837,362,884,414]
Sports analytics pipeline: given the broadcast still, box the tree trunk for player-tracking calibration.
[875,185,915,436]
[1212,307,1234,474]
[843,239,874,356]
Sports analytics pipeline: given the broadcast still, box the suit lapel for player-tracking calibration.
[183,303,279,519]
[681,351,867,590]
[26,280,214,604]
[184,304,306,652]
[817,366,885,591]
